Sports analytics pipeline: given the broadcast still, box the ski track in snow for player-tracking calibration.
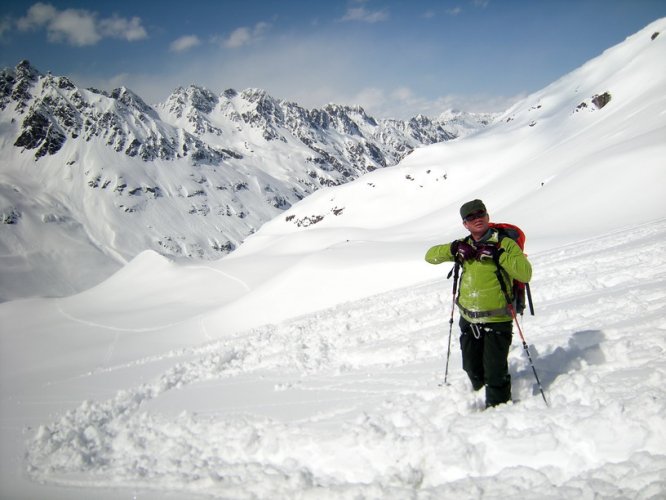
[25,220,666,499]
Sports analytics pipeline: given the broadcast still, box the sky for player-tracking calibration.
[1,0,665,119]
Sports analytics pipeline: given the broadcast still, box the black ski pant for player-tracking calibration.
[459,318,513,407]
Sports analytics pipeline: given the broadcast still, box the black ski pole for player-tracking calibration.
[526,282,535,316]
[444,261,460,385]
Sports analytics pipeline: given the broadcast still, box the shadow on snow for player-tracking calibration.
[513,330,606,397]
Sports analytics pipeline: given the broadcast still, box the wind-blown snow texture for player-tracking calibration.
[1,18,665,500]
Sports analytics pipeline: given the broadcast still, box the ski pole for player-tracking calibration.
[493,266,548,407]
[526,282,535,316]
[444,261,460,385]
[508,303,549,407]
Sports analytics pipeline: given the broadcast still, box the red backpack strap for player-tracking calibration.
[489,222,525,250]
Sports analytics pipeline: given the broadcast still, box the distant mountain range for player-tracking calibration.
[0,60,494,300]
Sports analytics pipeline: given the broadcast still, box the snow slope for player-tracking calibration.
[0,17,665,500]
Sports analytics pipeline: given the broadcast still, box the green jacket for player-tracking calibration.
[425,229,532,323]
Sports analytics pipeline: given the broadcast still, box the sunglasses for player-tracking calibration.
[464,210,487,222]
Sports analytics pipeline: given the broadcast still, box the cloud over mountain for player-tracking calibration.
[16,2,147,46]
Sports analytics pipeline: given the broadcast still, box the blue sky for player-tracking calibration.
[1,0,664,118]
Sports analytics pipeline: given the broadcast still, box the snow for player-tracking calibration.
[1,18,666,500]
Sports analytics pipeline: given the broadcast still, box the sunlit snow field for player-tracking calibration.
[1,18,665,500]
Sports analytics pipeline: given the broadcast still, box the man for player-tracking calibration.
[424,199,532,407]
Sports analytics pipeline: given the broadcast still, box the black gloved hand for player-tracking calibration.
[476,244,499,261]
[451,240,477,261]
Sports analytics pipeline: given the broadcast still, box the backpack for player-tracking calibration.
[488,222,534,316]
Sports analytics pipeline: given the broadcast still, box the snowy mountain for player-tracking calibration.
[0,63,488,302]
[234,21,665,272]
[435,109,496,138]
[172,19,666,336]
[1,18,665,500]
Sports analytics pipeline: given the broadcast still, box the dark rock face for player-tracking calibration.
[3,61,236,164]
[592,92,611,110]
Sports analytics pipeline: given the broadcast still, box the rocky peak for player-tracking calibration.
[4,63,231,163]
[231,88,286,141]
[1,60,41,112]
[165,85,219,116]
[187,86,219,113]
[162,86,188,117]
[409,114,433,127]
[110,86,157,117]
[239,88,271,103]
[317,104,363,136]
[15,60,41,82]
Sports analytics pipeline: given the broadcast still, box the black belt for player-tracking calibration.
[456,300,510,319]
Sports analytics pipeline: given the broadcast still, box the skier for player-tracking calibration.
[425,199,532,407]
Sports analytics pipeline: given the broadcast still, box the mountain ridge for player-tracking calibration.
[0,60,493,301]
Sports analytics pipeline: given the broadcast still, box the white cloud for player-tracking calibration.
[391,87,414,101]
[100,16,147,42]
[170,35,202,53]
[446,7,463,16]
[348,87,387,111]
[16,2,147,47]
[341,7,389,23]
[0,16,13,38]
[220,22,269,49]
[46,8,100,46]
[16,2,56,30]
[224,27,251,48]
[340,85,518,119]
